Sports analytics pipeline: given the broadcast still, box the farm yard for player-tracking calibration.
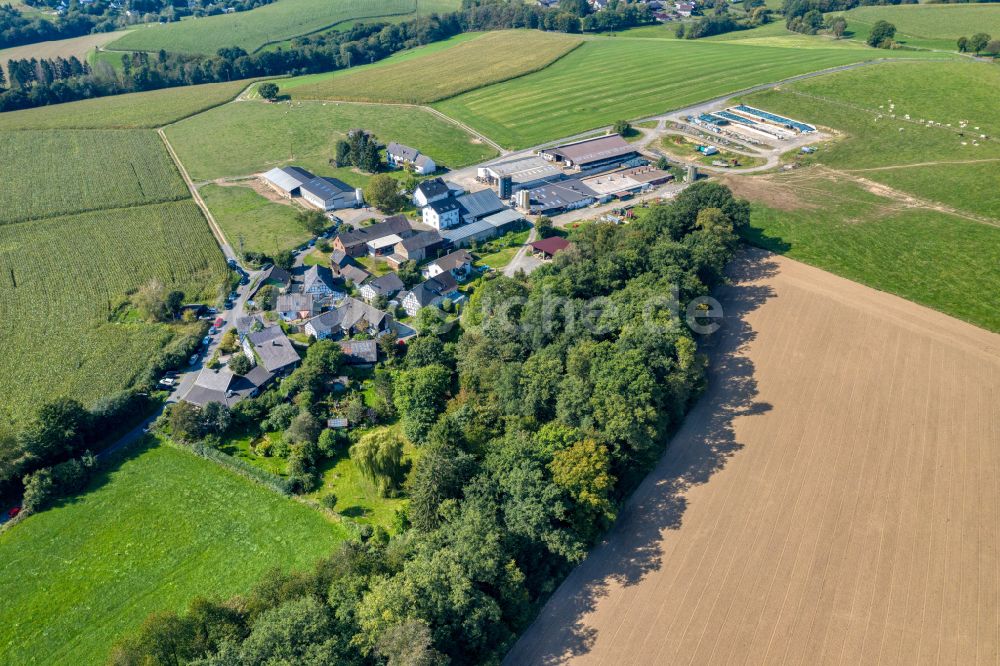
[0,130,188,223]
[840,4,1000,52]
[0,439,346,664]
[0,200,226,425]
[107,0,424,55]
[432,38,951,149]
[283,30,583,104]
[164,98,497,181]
[509,249,1000,665]
[0,79,252,130]
[200,182,310,256]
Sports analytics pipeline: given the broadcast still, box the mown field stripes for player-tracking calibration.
[434,39,951,148]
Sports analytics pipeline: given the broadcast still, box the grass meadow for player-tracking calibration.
[283,30,582,103]
[839,4,1000,51]
[108,0,419,54]
[744,60,1000,218]
[0,79,252,130]
[0,200,227,426]
[0,130,188,223]
[735,173,1000,332]
[0,439,346,664]
[164,98,497,180]
[433,38,936,148]
[200,183,310,255]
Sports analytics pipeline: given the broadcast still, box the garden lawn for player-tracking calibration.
[0,439,346,665]
[283,30,582,104]
[0,129,188,223]
[840,4,1000,51]
[473,229,530,270]
[0,79,251,130]
[108,0,418,54]
[165,98,496,180]
[730,172,1000,332]
[306,425,416,532]
[433,38,918,148]
[743,60,1000,219]
[201,183,310,255]
[0,200,226,428]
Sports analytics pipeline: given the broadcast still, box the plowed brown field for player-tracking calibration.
[507,249,1000,665]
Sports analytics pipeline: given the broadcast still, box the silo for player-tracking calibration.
[498,175,513,199]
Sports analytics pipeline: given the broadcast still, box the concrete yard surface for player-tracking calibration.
[507,248,1000,665]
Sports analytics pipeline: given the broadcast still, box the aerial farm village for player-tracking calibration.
[1,0,1000,663]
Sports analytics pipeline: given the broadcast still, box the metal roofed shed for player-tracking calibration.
[482,208,525,229]
[455,189,506,221]
[478,155,563,189]
[262,166,315,197]
[527,179,598,214]
[539,134,638,169]
[440,220,497,247]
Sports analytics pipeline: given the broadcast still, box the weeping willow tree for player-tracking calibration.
[349,430,405,497]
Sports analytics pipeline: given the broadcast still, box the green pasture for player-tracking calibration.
[164,98,497,180]
[840,4,1000,51]
[433,38,944,149]
[0,80,250,130]
[743,60,1000,218]
[0,439,346,664]
[201,183,310,255]
[741,173,1000,332]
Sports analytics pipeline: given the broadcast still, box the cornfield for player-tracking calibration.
[0,200,226,426]
[0,129,189,224]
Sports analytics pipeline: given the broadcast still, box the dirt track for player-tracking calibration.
[506,249,1000,665]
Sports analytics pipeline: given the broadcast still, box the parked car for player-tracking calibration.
[227,259,238,269]
[189,354,200,366]
[7,507,20,520]
[202,336,212,346]
[206,307,218,315]
[213,317,225,328]
[239,276,249,285]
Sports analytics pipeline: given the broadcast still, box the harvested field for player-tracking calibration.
[507,249,1000,665]
[0,30,130,78]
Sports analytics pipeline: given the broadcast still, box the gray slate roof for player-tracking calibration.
[363,272,404,296]
[246,326,301,373]
[335,214,412,248]
[406,273,458,308]
[398,230,442,253]
[428,249,473,273]
[387,142,420,162]
[415,178,450,200]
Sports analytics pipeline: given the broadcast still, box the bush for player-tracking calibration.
[321,493,338,509]
[228,353,253,376]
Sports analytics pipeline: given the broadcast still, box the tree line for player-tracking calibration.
[109,182,749,665]
[0,0,657,113]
